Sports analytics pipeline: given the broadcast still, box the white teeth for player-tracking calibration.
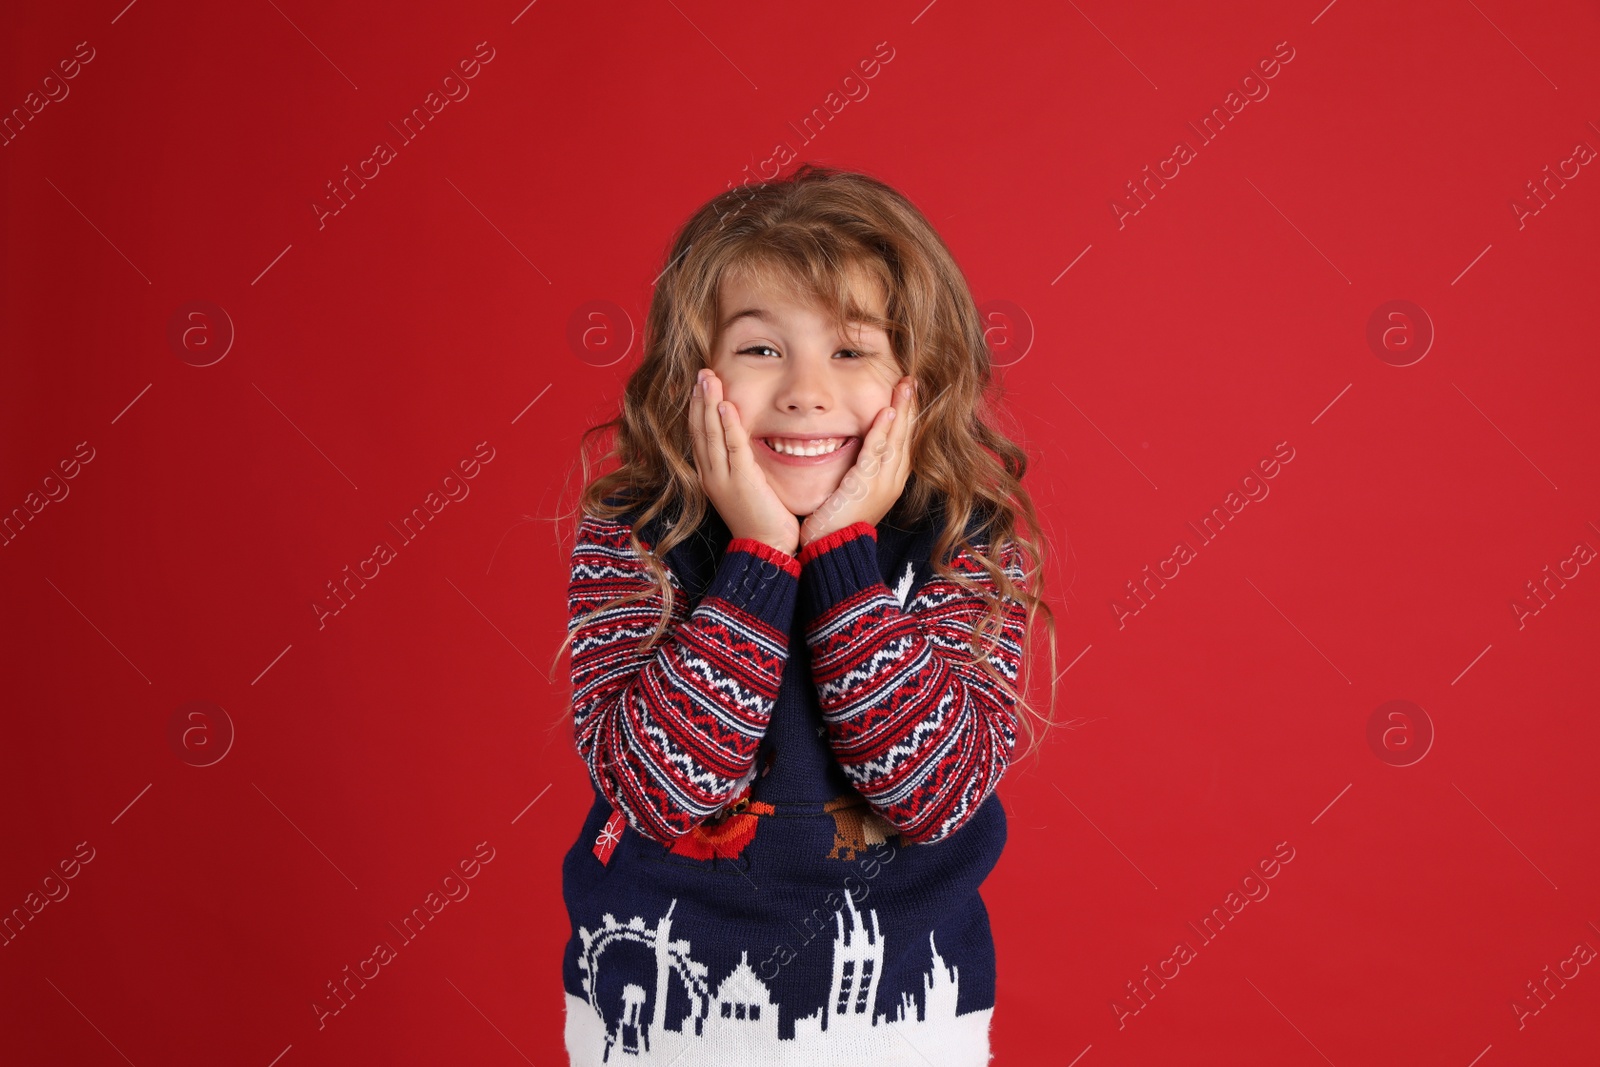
[763,436,848,457]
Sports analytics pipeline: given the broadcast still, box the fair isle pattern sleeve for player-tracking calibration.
[798,521,1029,846]
[567,513,801,845]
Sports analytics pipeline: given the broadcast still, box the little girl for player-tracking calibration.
[551,164,1059,1064]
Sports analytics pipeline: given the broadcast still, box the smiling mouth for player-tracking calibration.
[759,436,857,457]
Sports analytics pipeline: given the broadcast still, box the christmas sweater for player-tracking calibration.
[559,491,1028,1065]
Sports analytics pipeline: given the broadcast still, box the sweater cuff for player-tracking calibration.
[704,538,800,626]
[798,522,881,616]
[727,537,801,576]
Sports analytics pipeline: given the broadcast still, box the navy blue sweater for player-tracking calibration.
[559,491,1028,1064]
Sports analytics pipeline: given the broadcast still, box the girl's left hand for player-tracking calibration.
[798,376,917,551]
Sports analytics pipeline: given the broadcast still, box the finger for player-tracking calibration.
[880,407,900,483]
[720,387,749,466]
[720,397,760,480]
[892,378,915,476]
[694,378,721,483]
[877,405,897,458]
[884,379,909,460]
[883,375,921,483]
[889,379,915,441]
[857,405,895,480]
[688,373,706,471]
[705,375,730,477]
[719,398,774,500]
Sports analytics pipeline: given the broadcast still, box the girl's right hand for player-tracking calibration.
[690,369,801,557]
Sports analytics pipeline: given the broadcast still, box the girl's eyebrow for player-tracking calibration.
[720,307,879,333]
[720,307,774,331]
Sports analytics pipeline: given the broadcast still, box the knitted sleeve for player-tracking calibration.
[799,521,1030,846]
[567,512,800,845]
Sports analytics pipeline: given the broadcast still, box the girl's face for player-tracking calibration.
[707,267,902,518]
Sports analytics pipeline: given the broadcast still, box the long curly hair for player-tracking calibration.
[546,163,1066,765]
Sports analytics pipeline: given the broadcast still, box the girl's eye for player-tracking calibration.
[736,345,866,359]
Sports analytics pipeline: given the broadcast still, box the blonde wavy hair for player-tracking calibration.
[546,163,1065,766]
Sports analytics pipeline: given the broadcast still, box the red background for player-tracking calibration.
[4,1,1598,1063]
